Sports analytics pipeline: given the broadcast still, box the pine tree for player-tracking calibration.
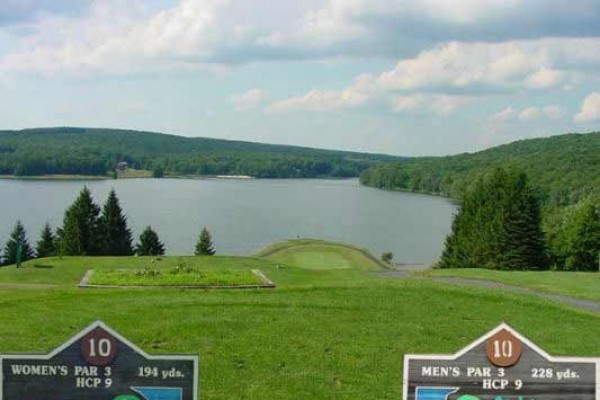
[195,227,215,256]
[439,168,547,270]
[497,171,547,270]
[136,226,166,256]
[99,189,134,256]
[36,223,56,258]
[439,171,504,269]
[4,221,34,266]
[57,187,101,256]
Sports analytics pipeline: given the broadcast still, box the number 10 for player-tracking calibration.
[88,338,112,357]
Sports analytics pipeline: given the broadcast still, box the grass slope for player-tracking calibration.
[1,240,600,399]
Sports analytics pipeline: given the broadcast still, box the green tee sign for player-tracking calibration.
[0,321,199,400]
[403,323,597,400]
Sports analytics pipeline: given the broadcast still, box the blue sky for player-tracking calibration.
[1,0,600,156]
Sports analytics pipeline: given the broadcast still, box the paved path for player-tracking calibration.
[372,271,600,315]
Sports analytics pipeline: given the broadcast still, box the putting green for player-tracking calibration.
[259,240,383,271]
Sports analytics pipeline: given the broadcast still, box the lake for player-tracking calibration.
[0,178,457,263]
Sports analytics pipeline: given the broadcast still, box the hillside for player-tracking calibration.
[360,132,600,206]
[0,127,403,178]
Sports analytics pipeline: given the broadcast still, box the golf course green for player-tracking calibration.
[1,239,600,400]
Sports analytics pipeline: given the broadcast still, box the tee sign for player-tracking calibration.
[403,323,598,400]
[0,321,199,400]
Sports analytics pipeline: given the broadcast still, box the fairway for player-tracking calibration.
[1,240,600,400]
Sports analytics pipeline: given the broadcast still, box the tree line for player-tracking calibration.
[360,132,599,207]
[438,168,599,271]
[0,188,216,266]
[0,127,402,179]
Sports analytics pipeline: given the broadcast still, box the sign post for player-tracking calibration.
[0,321,199,400]
[403,323,597,400]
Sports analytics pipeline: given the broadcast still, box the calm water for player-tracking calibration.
[0,178,457,263]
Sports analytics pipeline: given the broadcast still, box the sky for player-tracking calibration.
[1,0,600,156]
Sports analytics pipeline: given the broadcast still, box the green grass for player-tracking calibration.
[421,268,600,302]
[1,240,600,399]
[2,280,600,400]
[88,267,264,287]
[117,168,153,178]
[258,239,385,271]
[0,256,275,287]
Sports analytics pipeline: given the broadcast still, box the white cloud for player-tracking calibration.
[389,95,425,112]
[373,40,597,93]
[575,92,600,122]
[229,89,270,111]
[3,0,600,77]
[491,106,517,121]
[491,105,564,122]
[518,107,542,121]
[267,87,370,113]
[390,94,473,116]
[525,69,565,89]
[0,0,230,75]
[267,37,600,114]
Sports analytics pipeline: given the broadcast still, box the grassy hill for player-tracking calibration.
[1,240,600,399]
[360,132,600,206]
[0,127,403,178]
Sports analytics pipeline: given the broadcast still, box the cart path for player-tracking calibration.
[372,271,600,315]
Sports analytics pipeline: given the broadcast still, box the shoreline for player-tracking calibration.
[0,174,108,181]
[0,174,358,181]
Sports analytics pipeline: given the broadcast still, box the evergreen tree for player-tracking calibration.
[57,187,101,256]
[36,223,56,258]
[136,226,165,256]
[497,170,548,270]
[4,221,34,266]
[99,189,134,256]
[439,171,505,269]
[439,168,547,270]
[195,227,216,256]
[565,197,600,270]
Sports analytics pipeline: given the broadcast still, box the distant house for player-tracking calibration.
[116,161,129,171]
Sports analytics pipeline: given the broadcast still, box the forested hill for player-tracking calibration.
[0,127,403,178]
[360,132,600,207]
